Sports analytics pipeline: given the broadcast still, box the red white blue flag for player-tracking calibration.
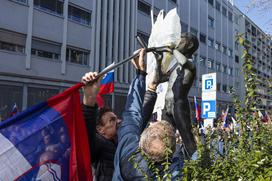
[96,70,114,108]
[0,83,92,181]
[194,96,201,122]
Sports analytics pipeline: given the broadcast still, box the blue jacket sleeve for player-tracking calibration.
[118,73,146,143]
[113,74,146,181]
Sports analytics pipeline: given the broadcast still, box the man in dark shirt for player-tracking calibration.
[81,73,120,181]
[80,49,159,180]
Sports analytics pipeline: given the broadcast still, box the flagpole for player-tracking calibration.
[111,92,115,111]
[95,45,171,79]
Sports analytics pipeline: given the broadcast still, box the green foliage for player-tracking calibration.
[182,35,272,180]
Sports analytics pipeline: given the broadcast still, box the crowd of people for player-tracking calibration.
[81,33,199,180]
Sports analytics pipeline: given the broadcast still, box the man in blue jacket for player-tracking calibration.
[112,49,184,180]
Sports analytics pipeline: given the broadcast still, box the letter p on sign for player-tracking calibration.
[203,102,210,115]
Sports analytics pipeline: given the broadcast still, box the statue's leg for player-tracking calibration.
[174,98,196,157]
[172,62,197,157]
[162,107,176,128]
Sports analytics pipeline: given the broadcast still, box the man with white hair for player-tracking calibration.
[112,48,183,180]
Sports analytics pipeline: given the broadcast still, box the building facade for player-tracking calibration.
[243,14,272,110]
[178,0,236,115]
[0,0,271,120]
[0,0,93,119]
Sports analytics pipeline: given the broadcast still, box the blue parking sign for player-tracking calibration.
[202,73,216,92]
[201,100,216,119]
[205,79,214,90]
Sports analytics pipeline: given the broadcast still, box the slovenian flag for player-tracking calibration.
[194,96,201,122]
[0,83,92,181]
[96,70,114,108]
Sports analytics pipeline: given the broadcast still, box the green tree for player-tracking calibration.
[182,35,272,180]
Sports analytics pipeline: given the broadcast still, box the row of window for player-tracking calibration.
[217,83,234,93]
[196,78,235,93]
[31,48,59,60]
[199,33,233,57]
[138,0,150,16]
[33,0,91,26]
[31,47,89,66]
[138,0,176,16]
[209,0,233,22]
[66,48,89,65]
[197,56,238,76]
[0,41,25,53]
[0,84,60,120]
[0,40,89,66]
[180,22,235,58]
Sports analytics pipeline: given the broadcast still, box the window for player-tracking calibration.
[200,33,206,44]
[228,86,233,93]
[199,56,206,66]
[235,82,240,90]
[34,0,63,15]
[216,62,221,71]
[181,21,188,32]
[199,77,202,88]
[234,14,239,25]
[66,48,89,65]
[235,41,239,50]
[215,42,220,50]
[0,41,25,53]
[207,58,214,69]
[137,31,149,46]
[222,6,227,16]
[235,55,239,63]
[222,45,227,54]
[0,85,23,120]
[31,49,59,60]
[228,67,233,75]
[68,5,91,26]
[31,39,61,60]
[208,16,214,28]
[217,83,221,91]
[228,48,233,57]
[208,38,214,48]
[235,68,239,76]
[190,27,198,36]
[222,84,227,92]
[228,11,233,21]
[208,0,214,6]
[222,64,227,73]
[216,1,220,11]
[28,87,59,107]
[138,0,150,16]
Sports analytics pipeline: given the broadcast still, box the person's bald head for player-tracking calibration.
[139,120,176,162]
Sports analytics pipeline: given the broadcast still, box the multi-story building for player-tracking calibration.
[0,0,179,119]
[178,0,236,115]
[233,6,246,106]
[0,0,270,120]
[0,0,93,120]
[243,15,272,110]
